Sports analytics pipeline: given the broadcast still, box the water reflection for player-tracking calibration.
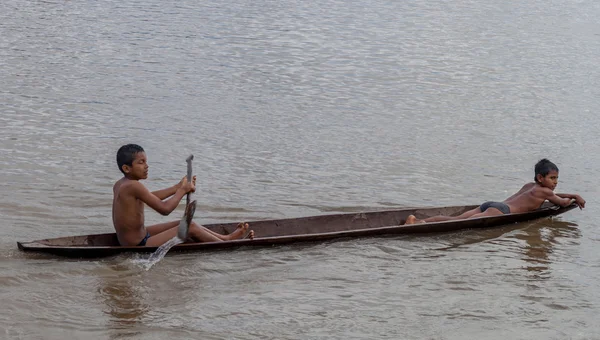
[97,263,148,339]
[435,217,581,279]
[511,219,581,279]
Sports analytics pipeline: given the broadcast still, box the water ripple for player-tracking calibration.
[2,0,600,338]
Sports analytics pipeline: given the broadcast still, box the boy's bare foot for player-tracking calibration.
[245,229,255,240]
[226,222,253,240]
[404,215,425,225]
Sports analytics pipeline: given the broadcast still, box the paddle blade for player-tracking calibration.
[177,200,197,241]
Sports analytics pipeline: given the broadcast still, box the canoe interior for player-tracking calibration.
[28,205,477,247]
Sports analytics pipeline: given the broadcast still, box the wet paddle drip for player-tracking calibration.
[133,237,183,270]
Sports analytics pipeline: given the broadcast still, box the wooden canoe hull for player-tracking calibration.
[17,203,578,258]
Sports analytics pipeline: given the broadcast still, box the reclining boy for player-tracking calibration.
[404,159,585,224]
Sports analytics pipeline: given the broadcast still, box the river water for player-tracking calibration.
[1,0,600,339]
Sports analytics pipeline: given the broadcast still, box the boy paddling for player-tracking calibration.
[404,159,585,224]
[112,144,254,246]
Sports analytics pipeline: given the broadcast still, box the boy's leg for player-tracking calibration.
[405,207,483,225]
[416,207,503,224]
[145,221,223,246]
[146,221,180,236]
[144,221,180,247]
[426,207,483,222]
[198,222,254,240]
[188,223,228,242]
[466,208,504,219]
[144,221,256,246]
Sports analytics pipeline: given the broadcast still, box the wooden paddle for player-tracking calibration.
[177,155,196,241]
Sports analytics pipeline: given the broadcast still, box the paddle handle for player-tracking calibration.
[186,155,194,206]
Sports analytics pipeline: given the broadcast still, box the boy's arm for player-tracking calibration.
[151,176,196,200]
[556,193,579,199]
[152,185,179,200]
[539,187,582,208]
[131,181,189,216]
[556,193,586,209]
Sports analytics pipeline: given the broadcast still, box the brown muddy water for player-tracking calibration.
[1,0,600,339]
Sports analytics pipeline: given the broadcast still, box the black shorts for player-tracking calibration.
[137,232,151,246]
[479,201,511,214]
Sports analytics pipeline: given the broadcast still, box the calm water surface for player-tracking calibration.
[1,0,600,339]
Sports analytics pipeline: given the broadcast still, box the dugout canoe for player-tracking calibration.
[17,202,578,258]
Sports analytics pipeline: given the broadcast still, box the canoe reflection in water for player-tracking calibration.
[512,219,581,277]
[434,217,581,280]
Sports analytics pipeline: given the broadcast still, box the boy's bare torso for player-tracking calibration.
[112,178,147,246]
[503,182,548,213]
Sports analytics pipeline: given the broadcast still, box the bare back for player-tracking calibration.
[503,182,554,213]
[112,178,147,246]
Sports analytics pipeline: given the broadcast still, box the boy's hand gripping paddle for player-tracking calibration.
[177,155,196,241]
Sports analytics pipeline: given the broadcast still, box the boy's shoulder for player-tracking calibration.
[529,182,554,196]
[114,178,143,195]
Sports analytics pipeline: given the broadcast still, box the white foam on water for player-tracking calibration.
[130,237,184,271]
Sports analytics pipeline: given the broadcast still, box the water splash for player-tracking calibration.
[131,237,184,271]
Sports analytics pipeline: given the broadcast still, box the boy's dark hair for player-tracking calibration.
[534,158,559,183]
[116,144,144,174]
